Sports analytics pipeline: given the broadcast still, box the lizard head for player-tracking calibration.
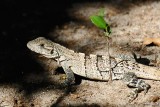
[27,37,59,58]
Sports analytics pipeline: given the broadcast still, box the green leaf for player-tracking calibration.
[90,15,107,30]
[90,8,112,36]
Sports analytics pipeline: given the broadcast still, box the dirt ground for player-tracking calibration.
[1,0,160,107]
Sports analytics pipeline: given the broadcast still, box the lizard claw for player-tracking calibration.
[128,89,138,102]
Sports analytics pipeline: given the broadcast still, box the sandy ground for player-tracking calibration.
[1,1,160,107]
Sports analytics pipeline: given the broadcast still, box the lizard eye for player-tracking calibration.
[40,43,44,47]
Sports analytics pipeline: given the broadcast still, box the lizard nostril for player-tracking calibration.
[50,49,54,54]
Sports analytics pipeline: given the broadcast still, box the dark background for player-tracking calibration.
[1,0,75,82]
[1,0,116,83]
[0,0,152,88]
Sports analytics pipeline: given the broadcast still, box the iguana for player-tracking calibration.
[27,37,160,101]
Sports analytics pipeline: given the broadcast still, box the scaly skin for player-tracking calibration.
[27,37,160,101]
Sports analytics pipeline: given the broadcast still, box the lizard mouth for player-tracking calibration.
[41,54,53,58]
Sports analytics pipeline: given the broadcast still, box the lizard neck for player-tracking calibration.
[53,42,78,60]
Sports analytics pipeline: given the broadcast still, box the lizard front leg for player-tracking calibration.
[56,56,75,86]
[122,72,150,102]
[61,65,75,86]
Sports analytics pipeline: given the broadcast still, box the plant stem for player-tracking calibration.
[106,37,112,81]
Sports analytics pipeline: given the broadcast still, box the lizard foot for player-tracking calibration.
[128,88,138,102]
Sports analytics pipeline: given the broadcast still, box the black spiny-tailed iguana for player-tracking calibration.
[27,37,160,101]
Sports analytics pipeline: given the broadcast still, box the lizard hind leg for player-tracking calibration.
[122,72,150,102]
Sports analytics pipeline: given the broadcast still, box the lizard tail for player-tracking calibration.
[131,62,160,80]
